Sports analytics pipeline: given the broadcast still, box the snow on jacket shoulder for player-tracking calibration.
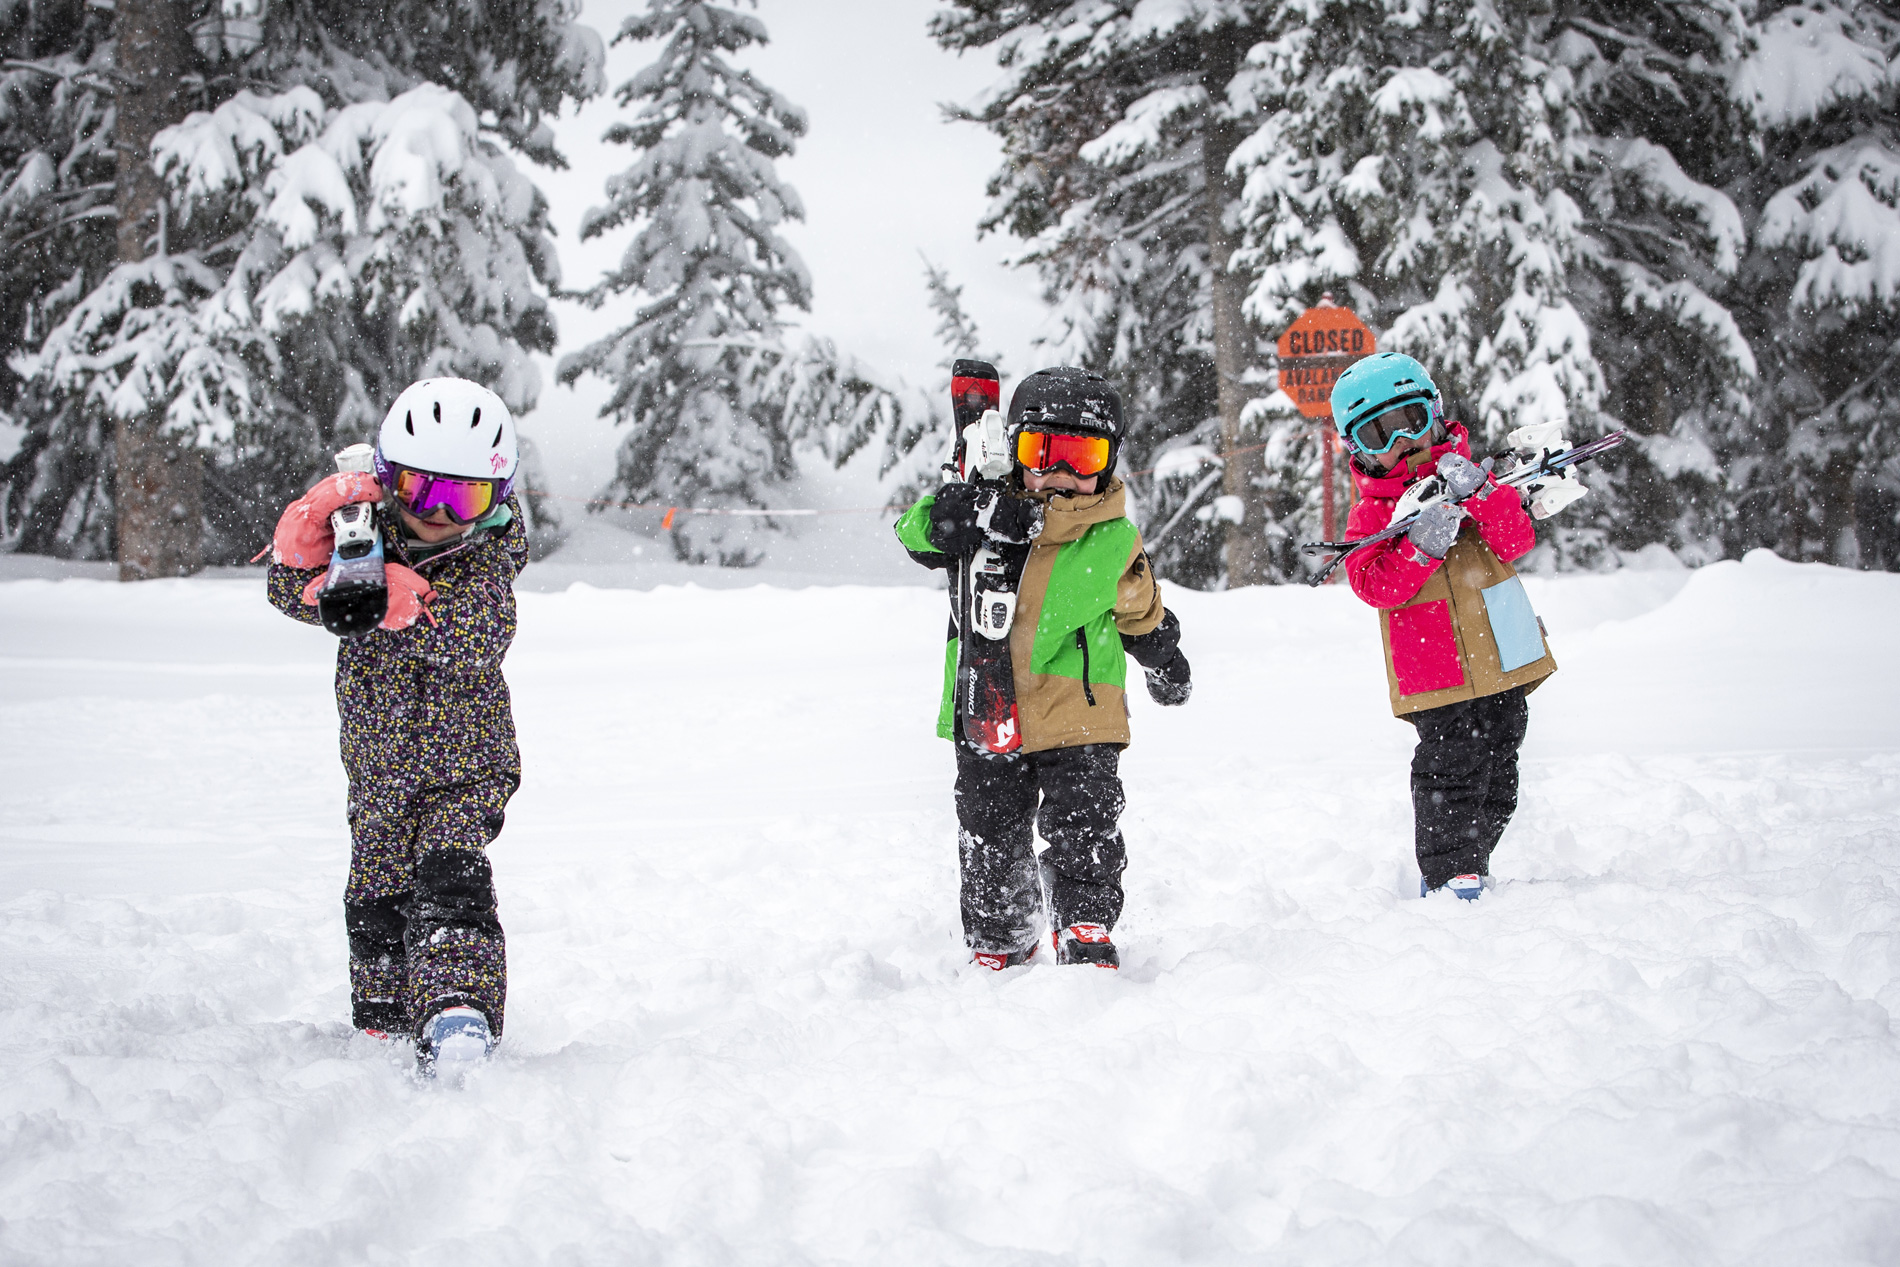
[1344,426,1554,717]
[267,499,529,788]
[894,479,1165,752]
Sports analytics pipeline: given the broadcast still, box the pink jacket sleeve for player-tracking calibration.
[1344,495,1442,610]
[1463,478,1536,563]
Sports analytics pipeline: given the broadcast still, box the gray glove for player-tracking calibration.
[1436,453,1491,501]
[1406,501,1466,559]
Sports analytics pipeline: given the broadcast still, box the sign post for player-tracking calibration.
[1276,295,1376,549]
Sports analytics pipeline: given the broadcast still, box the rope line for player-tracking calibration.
[528,439,1296,523]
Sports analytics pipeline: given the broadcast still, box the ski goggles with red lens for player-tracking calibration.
[1348,400,1438,456]
[377,460,509,524]
[1015,429,1113,477]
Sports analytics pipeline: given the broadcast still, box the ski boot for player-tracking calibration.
[1422,873,1486,901]
[1054,923,1119,969]
[972,942,1038,972]
[417,1006,492,1082]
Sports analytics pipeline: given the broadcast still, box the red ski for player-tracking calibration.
[947,359,1023,755]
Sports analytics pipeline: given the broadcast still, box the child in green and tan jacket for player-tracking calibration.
[894,367,1191,970]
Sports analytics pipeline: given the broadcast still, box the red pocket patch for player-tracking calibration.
[1388,599,1465,695]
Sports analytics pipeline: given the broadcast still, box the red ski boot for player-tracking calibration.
[1053,923,1118,969]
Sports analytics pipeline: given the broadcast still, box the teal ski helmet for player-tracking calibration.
[1329,352,1442,456]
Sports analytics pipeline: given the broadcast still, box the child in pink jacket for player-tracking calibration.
[1332,353,1557,899]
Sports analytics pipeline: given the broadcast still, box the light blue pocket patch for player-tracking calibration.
[1482,576,1544,672]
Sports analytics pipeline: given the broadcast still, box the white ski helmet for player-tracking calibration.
[375,378,519,492]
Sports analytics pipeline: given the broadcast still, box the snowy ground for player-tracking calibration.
[4,541,1900,1264]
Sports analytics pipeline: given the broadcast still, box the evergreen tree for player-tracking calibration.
[1548,0,1759,566]
[923,255,998,371]
[559,0,808,565]
[3,0,602,565]
[932,1,1270,589]
[941,0,1900,579]
[561,0,930,564]
[0,0,118,556]
[1728,0,1900,567]
[1232,0,1611,574]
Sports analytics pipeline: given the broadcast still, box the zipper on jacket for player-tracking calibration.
[1076,628,1096,706]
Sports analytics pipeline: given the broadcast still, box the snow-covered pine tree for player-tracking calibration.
[932,1,1271,589]
[6,0,602,566]
[0,0,118,556]
[561,0,931,563]
[558,0,803,564]
[1232,0,1608,574]
[895,255,997,496]
[1550,0,1759,566]
[1729,0,1900,568]
[923,255,997,372]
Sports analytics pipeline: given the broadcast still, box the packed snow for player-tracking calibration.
[3,541,1900,1264]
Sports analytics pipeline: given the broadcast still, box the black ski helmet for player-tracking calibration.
[1007,367,1125,481]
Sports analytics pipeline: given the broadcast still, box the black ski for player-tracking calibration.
[1301,429,1627,586]
[317,443,389,635]
[947,359,1023,754]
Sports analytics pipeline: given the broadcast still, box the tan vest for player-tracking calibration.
[1380,523,1556,716]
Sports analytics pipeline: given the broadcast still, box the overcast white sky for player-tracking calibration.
[523,0,1052,494]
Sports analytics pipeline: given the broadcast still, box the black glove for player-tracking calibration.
[1145,652,1192,705]
[926,483,1042,555]
[976,487,1044,544]
[1121,610,1192,706]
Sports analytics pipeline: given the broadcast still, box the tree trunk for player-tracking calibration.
[114,0,201,580]
[1822,449,1860,567]
[1201,31,1264,587]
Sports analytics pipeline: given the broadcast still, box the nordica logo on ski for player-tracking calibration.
[961,668,1021,753]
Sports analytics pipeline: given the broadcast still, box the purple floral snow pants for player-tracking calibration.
[345,773,517,1036]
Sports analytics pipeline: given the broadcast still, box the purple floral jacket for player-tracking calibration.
[267,500,529,789]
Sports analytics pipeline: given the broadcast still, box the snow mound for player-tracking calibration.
[3,557,1899,1263]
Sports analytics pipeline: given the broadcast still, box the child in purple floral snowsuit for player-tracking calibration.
[267,378,528,1061]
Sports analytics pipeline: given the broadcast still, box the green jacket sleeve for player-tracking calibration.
[894,495,941,556]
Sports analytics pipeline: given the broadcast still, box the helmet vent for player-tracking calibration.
[491,424,504,448]
[471,407,482,430]
[404,411,415,436]
[433,402,441,423]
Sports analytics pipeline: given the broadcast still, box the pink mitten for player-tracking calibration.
[271,472,383,568]
[379,563,438,631]
[299,562,436,629]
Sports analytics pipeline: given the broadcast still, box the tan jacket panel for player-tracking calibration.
[1008,480,1162,752]
[1380,525,1556,716]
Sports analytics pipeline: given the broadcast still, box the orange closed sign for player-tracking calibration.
[1276,302,1376,419]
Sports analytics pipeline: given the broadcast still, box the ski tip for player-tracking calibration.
[951,359,999,382]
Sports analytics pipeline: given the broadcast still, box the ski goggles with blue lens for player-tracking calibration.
[1347,400,1438,456]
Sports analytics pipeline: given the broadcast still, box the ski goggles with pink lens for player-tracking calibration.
[374,456,511,524]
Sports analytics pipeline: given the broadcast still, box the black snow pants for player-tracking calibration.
[343,772,516,1037]
[953,742,1127,954]
[1405,686,1528,890]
